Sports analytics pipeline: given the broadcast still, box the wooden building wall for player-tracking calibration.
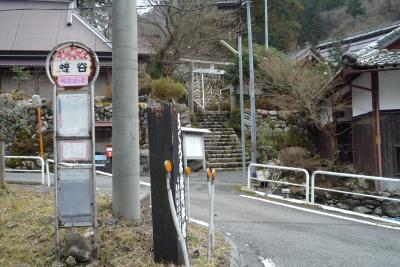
[352,113,377,176]
[380,110,400,178]
[318,130,334,161]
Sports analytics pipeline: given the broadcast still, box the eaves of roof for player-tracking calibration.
[316,21,400,50]
[342,27,400,68]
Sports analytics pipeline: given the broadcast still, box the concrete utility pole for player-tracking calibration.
[0,140,5,190]
[265,0,269,50]
[238,34,246,185]
[247,0,257,168]
[112,0,141,219]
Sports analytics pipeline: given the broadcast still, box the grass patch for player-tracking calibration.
[0,185,229,266]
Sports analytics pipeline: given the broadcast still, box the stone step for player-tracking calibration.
[205,145,242,150]
[204,134,238,139]
[208,162,244,168]
[207,152,246,158]
[205,132,237,136]
[204,139,240,145]
[208,127,235,132]
[204,138,240,143]
[201,111,229,115]
[205,145,241,150]
[198,123,227,128]
[196,115,228,119]
[196,117,228,122]
[206,148,243,154]
[198,124,226,129]
[197,118,227,121]
[208,157,250,162]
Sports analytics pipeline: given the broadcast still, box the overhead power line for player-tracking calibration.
[0,3,221,12]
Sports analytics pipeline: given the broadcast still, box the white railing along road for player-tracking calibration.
[5,156,48,186]
[248,163,310,202]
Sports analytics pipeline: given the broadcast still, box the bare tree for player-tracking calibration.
[255,49,349,158]
[140,0,240,77]
[78,0,112,39]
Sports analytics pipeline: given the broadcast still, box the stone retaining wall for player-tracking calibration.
[243,109,306,135]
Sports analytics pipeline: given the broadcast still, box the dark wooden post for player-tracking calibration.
[147,103,185,265]
[371,71,383,177]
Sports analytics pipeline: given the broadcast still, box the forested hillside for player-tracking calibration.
[76,1,400,53]
[250,0,400,51]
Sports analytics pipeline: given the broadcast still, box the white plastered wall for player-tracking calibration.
[379,70,400,110]
[351,73,372,117]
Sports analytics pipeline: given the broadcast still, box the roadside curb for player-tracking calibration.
[5,180,44,186]
[189,218,241,267]
[224,234,241,267]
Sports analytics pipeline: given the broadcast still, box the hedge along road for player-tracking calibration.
[6,171,400,267]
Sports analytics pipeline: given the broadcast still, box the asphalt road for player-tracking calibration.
[5,171,400,267]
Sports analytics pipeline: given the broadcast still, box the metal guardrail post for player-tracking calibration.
[247,164,251,190]
[311,172,316,204]
[46,160,50,186]
[248,163,311,202]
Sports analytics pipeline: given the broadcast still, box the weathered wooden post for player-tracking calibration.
[0,139,5,190]
[148,103,187,265]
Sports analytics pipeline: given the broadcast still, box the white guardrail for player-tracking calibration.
[248,163,310,202]
[311,171,400,204]
[5,156,48,186]
[46,159,101,184]
[47,159,133,178]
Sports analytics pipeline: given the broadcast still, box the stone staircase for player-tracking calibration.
[196,111,248,171]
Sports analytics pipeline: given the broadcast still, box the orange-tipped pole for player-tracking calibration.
[164,160,173,174]
[185,167,191,176]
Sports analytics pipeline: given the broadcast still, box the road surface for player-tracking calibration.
[5,172,400,266]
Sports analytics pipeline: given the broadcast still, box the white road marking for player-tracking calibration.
[261,258,275,267]
[319,204,400,225]
[140,181,151,187]
[255,192,400,226]
[95,171,151,187]
[189,218,209,227]
[240,195,400,231]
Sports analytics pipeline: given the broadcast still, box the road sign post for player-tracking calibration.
[46,41,99,258]
[148,103,187,265]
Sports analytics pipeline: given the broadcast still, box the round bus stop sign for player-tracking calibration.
[47,42,98,89]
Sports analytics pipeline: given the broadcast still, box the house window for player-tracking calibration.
[396,146,400,176]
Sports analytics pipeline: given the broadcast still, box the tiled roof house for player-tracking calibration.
[319,23,400,189]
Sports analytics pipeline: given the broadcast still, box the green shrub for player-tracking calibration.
[150,77,185,102]
[256,128,306,163]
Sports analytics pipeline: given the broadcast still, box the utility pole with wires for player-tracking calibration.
[246,0,257,172]
[112,0,141,220]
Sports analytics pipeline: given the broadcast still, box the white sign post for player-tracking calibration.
[181,127,210,172]
[46,41,99,258]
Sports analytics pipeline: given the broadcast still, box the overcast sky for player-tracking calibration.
[137,0,150,14]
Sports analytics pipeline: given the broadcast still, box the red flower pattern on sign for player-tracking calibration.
[54,46,90,60]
